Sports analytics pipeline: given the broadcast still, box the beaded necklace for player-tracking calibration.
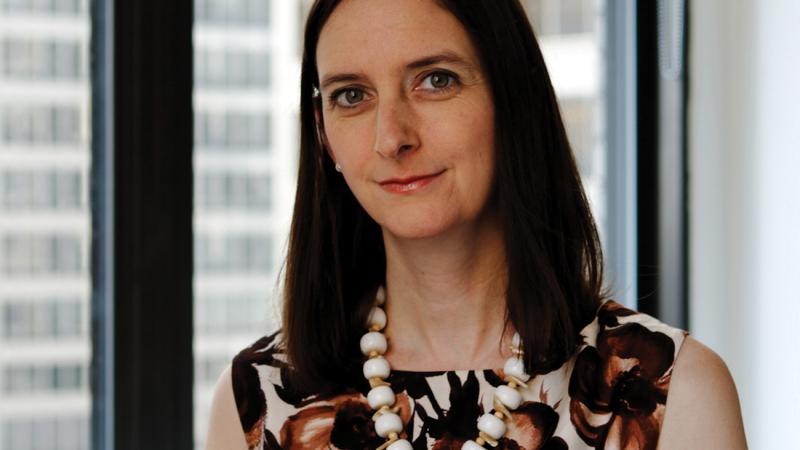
[360,287,531,450]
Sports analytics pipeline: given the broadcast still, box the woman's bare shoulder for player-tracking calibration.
[658,335,747,449]
[205,364,249,450]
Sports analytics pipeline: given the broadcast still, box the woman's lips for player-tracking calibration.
[379,170,445,194]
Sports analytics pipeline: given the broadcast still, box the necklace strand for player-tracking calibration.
[360,286,531,450]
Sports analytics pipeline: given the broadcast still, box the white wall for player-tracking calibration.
[688,0,800,448]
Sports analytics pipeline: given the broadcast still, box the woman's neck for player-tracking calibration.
[381,213,514,371]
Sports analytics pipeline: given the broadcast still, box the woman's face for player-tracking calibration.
[316,0,496,240]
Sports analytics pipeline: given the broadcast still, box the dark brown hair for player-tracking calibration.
[284,0,606,390]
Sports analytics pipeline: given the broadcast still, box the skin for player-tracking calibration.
[205,1,747,448]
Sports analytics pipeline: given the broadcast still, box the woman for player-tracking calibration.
[207,0,747,449]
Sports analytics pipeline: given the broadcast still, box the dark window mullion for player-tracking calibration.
[92,0,194,448]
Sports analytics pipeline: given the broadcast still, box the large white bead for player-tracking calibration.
[376,286,386,305]
[363,356,391,379]
[494,385,523,410]
[368,306,387,330]
[462,440,485,450]
[374,412,403,438]
[387,439,413,450]
[477,413,506,440]
[360,331,388,356]
[367,385,395,410]
[503,357,530,382]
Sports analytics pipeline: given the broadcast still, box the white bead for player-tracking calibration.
[367,385,396,410]
[363,356,391,379]
[376,286,386,305]
[374,412,403,438]
[494,385,523,410]
[360,331,388,356]
[368,306,387,330]
[462,440,486,450]
[503,357,530,382]
[477,413,506,440]
[387,439,413,450]
[512,332,522,348]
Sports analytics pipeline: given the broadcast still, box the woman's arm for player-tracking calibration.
[205,364,249,450]
[658,336,747,449]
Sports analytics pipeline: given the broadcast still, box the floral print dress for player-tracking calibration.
[231,300,687,450]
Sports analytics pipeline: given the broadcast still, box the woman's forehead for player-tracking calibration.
[316,0,479,76]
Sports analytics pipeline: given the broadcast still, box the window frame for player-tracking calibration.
[90,0,194,448]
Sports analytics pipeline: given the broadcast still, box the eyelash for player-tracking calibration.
[328,70,461,109]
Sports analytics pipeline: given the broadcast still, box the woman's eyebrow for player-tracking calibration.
[320,73,364,91]
[319,52,475,91]
[405,51,474,72]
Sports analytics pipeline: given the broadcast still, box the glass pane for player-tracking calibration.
[193,0,292,448]
[0,0,91,448]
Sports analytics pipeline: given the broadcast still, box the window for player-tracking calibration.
[3,363,84,394]
[0,170,83,210]
[195,172,272,211]
[1,234,84,275]
[194,48,271,88]
[1,104,83,146]
[195,0,270,25]
[1,39,82,80]
[194,111,271,150]
[2,298,83,339]
[0,0,82,15]
[195,293,270,336]
[195,233,272,274]
[2,416,89,450]
[524,0,595,36]
[0,2,90,446]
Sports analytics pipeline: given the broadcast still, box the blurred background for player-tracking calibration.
[0,0,796,449]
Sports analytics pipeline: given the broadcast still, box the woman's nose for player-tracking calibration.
[372,97,420,160]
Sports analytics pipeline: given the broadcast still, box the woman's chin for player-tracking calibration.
[379,216,455,242]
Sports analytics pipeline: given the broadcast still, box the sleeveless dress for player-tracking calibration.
[231,300,688,450]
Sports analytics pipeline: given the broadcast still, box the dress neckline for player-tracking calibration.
[389,367,500,377]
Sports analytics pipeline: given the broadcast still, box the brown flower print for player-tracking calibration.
[416,371,566,450]
[279,389,413,450]
[502,401,568,450]
[232,333,286,449]
[569,301,679,450]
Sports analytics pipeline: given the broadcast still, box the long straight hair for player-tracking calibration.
[284,0,606,390]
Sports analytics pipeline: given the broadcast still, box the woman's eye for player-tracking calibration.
[421,72,456,90]
[333,89,366,107]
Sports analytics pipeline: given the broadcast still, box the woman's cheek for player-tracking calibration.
[327,120,373,166]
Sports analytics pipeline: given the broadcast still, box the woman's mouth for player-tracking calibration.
[378,170,445,194]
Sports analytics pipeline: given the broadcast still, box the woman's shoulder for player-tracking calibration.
[565,300,689,447]
[568,299,745,449]
[659,336,747,448]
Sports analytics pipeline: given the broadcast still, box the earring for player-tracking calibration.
[335,163,342,173]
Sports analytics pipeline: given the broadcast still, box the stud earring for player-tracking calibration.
[335,163,342,173]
